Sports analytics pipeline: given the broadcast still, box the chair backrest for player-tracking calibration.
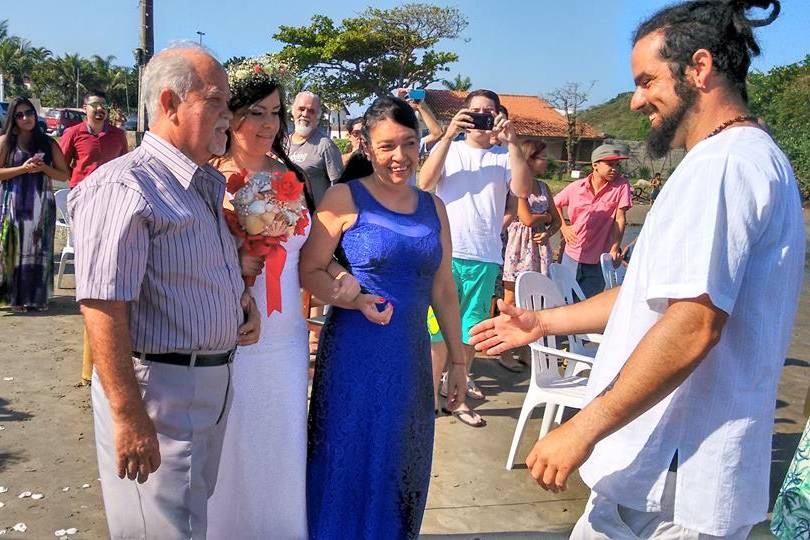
[54,188,73,248]
[515,271,566,383]
[515,271,565,313]
[548,263,586,305]
[547,262,594,359]
[54,188,70,227]
[599,252,626,289]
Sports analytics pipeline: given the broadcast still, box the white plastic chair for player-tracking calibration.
[54,189,74,289]
[547,263,600,375]
[505,271,594,470]
[599,252,626,289]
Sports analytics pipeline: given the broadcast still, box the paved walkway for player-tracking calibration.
[0,209,806,537]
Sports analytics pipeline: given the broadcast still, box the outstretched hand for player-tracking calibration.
[469,299,544,355]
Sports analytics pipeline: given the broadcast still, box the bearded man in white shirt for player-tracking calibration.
[470,1,803,538]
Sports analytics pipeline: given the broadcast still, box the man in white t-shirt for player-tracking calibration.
[470,1,802,537]
[419,89,533,427]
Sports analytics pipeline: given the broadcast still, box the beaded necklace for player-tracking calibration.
[704,114,759,139]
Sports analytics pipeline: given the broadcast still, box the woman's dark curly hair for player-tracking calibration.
[361,96,419,144]
[633,0,780,102]
[226,75,315,212]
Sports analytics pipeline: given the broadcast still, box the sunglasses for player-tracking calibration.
[349,130,362,137]
[14,109,36,120]
[86,102,108,110]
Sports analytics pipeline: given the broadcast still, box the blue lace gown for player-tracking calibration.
[307,180,442,539]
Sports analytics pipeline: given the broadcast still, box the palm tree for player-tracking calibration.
[441,74,471,92]
[40,54,86,106]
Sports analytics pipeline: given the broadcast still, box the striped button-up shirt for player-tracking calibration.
[68,132,244,353]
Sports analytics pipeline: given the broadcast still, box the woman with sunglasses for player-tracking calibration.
[0,97,69,312]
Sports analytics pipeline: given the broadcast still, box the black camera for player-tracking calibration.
[469,112,495,131]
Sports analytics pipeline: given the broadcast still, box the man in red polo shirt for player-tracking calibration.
[60,91,128,189]
[554,142,632,298]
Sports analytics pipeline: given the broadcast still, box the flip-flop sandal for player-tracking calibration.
[447,408,486,428]
[498,358,524,373]
[466,379,485,400]
[439,371,449,399]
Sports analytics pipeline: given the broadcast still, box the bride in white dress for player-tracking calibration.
[206,58,356,539]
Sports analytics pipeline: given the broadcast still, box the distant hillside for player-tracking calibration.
[581,92,650,141]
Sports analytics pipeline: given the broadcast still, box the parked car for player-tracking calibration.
[45,108,85,136]
[0,102,8,129]
[123,114,137,131]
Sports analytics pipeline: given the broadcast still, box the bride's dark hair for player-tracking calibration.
[227,76,315,213]
[633,0,780,102]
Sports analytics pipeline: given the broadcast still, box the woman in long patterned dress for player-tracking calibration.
[499,139,562,371]
[206,57,358,539]
[300,96,468,539]
[771,387,810,539]
[0,98,69,311]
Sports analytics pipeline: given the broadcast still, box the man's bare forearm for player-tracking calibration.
[418,136,452,191]
[507,142,533,197]
[538,286,620,336]
[571,296,726,444]
[81,300,145,420]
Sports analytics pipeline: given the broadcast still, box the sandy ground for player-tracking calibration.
[0,206,807,538]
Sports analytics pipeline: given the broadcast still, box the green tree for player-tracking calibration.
[441,74,471,91]
[748,56,810,197]
[273,3,468,104]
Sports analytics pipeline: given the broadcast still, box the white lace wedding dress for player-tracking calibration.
[207,219,310,539]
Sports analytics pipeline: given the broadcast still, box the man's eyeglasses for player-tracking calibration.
[14,109,36,120]
[349,130,362,137]
[86,102,108,110]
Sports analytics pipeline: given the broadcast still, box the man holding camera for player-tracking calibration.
[419,89,533,427]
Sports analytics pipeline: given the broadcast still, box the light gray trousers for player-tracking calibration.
[92,358,232,540]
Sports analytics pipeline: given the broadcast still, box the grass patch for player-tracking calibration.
[538,178,572,196]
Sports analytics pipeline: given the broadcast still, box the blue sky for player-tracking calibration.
[10,0,809,108]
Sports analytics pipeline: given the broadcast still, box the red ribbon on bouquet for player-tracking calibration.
[223,169,309,315]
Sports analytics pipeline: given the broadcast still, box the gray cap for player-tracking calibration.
[591,142,630,162]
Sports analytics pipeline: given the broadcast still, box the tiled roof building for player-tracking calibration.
[424,89,604,164]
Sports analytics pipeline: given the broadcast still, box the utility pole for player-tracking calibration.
[196,31,205,45]
[75,65,80,108]
[136,0,154,143]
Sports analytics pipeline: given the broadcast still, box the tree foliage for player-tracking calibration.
[442,74,471,91]
[580,92,651,141]
[748,55,810,197]
[0,19,137,112]
[273,3,468,105]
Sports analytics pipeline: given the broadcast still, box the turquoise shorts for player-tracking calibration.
[428,258,500,345]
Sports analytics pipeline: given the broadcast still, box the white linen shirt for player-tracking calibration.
[579,127,805,535]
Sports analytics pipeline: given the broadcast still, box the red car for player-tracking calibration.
[45,108,86,136]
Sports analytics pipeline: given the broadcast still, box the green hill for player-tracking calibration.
[581,92,650,141]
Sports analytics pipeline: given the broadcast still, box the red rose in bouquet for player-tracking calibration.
[223,169,309,314]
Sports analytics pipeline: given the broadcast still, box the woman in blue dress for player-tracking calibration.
[300,96,467,539]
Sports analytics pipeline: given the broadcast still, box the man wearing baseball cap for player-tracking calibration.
[553,142,632,297]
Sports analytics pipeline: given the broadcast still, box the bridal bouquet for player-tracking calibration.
[224,169,309,314]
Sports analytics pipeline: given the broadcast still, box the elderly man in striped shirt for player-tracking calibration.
[68,43,260,539]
